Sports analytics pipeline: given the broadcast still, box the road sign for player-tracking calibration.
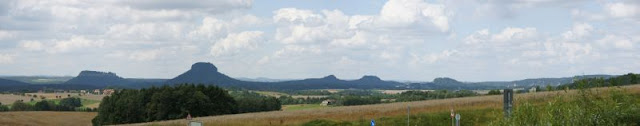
[455,114,460,126]
[371,119,375,126]
[189,121,202,126]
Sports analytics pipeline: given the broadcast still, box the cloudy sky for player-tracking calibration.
[0,0,639,82]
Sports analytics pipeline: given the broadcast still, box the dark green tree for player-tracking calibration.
[11,100,33,111]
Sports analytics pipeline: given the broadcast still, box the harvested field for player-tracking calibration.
[0,112,97,126]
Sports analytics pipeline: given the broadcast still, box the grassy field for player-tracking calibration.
[118,85,640,126]
[282,104,328,111]
[0,112,97,126]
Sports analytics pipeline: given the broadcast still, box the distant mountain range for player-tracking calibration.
[0,78,31,86]
[0,62,620,91]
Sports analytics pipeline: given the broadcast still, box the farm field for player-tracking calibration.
[0,112,97,126]
[120,85,640,126]
[0,94,33,105]
[282,104,328,111]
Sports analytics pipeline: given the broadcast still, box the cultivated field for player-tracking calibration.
[0,94,33,105]
[0,112,97,126]
[121,85,640,126]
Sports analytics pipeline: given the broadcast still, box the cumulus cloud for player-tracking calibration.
[375,0,451,32]
[211,31,264,57]
[0,54,14,64]
[597,35,634,50]
[464,27,538,44]
[18,40,44,51]
[605,2,638,18]
[120,0,252,13]
[562,22,593,39]
[0,30,14,40]
[49,36,105,53]
[129,49,161,61]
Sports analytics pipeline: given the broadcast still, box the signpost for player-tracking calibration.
[455,114,460,126]
[188,121,202,126]
[371,119,375,126]
[450,109,455,126]
[504,88,514,118]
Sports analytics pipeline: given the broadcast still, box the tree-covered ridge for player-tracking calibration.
[558,73,639,89]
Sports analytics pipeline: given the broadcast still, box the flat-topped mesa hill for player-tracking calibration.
[164,62,403,90]
[64,70,127,86]
[165,62,243,87]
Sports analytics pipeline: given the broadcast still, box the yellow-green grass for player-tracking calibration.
[0,111,97,126]
[121,85,640,126]
[282,104,328,111]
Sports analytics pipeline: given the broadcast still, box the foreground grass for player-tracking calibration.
[303,86,640,126]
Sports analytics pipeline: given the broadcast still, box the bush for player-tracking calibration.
[0,102,8,111]
[10,100,33,111]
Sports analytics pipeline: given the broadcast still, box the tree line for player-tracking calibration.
[92,84,281,125]
[559,73,639,89]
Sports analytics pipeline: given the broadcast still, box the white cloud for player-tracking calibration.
[605,2,638,18]
[49,36,105,53]
[189,17,230,40]
[0,54,14,64]
[464,27,538,44]
[18,40,44,51]
[273,8,324,26]
[129,49,161,61]
[492,27,538,42]
[120,0,252,13]
[211,31,264,57]
[273,9,354,44]
[597,35,634,50]
[106,22,186,42]
[376,0,451,32]
[0,31,14,40]
[562,22,593,39]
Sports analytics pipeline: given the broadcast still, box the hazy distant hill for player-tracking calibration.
[236,77,291,82]
[64,71,128,86]
[0,76,73,84]
[165,62,403,90]
[0,62,619,91]
[406,77,498,90]
[472,75,614,88]
[0,78,31,86]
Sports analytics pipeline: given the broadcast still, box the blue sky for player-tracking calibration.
[0,0,639,82]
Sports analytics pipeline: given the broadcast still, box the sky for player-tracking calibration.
[0,0,639,82]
